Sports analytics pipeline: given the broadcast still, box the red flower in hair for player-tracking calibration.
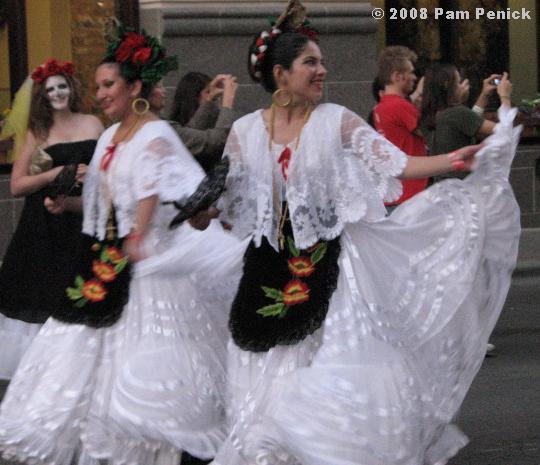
[132,47,152,65]
[45,58,61,76]
[115,32,147,63]
[296,26,319,42]
[62,61,75,75]
[124,32,147,49]
[115,43,133,63]
[31,58,75,83]
[31,67,46,83]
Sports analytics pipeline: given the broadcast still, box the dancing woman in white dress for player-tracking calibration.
[0,25,245,465]
[200,2,521,464]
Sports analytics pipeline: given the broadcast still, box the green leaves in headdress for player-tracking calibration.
[104,20,178,85]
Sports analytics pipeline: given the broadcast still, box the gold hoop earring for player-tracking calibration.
[132,98,150,116]
[272,89,293,107]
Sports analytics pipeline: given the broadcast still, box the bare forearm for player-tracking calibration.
[474,92,489,110]
[400,154,453,179]
[401,144,481,178]
[11,168,60,197]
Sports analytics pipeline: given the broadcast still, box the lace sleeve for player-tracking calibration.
[216,122,268,241]
[132,135,205,202]
[216,127,244,220]
[341,107,408,203]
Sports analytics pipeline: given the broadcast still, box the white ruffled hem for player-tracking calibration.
[213,105,521,465]
[0,314,41,379]
[0,223,245,465]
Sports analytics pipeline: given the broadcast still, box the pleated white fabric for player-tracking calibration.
[0,316,41,379]
[0,120,248,465]
[212,104,521,465]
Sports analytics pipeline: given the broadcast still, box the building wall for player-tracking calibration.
[69,0,116,113]
[26,0,72,70]
[0,27,9,112]
[509,0,537,104]
[141,1,378,118]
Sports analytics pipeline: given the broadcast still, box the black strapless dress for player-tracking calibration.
[0,140,97,323]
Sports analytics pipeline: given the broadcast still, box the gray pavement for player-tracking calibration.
[449,275,540,465]
[0,275,538,465]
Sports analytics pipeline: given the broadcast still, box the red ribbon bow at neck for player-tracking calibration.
[278,147,292,180]
[100,143,118,172]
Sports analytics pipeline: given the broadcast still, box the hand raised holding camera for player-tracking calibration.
[202,74,228,102]
[221,75,239,109]
[496,72,512,105]
[482,74,501,94]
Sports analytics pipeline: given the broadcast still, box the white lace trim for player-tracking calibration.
[83,121,204,240]
[218,103,408,249]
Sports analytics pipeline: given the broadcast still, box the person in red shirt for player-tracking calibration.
[373,46,427,210]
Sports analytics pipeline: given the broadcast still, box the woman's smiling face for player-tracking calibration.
[95,63,138,120]
[279,40,327,104]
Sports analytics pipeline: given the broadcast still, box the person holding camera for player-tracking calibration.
[149,72,238,173]
[421,64,512,180]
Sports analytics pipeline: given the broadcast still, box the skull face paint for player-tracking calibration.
[45,75,71,111]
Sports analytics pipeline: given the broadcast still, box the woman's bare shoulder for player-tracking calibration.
[75,113,105,135]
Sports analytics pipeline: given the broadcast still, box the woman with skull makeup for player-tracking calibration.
[0,58,103,380]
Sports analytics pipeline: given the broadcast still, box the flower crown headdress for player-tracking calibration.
[104,20,178,86]
[31,58,75,84]
[249,0,319,83]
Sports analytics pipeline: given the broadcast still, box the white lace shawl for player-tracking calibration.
[83,120,205,240]
[218,103,408,250]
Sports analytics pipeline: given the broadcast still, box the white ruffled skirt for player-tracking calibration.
[0,220,248,465]
[212,107,522,465]
[0,316,41,380]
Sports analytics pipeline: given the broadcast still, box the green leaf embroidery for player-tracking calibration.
[74,297,89,308]
[100,248,109,263]
[114,258,128,274]
[261,286,284,302]
[311,242,327,264]
[75,275,85,288]
[66,287,82,300]
[256,303,286,317]
[277,306,289,319]
[287,236,300,257]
